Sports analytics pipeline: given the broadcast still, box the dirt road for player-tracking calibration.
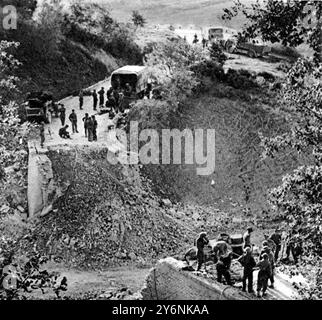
[43,78,123,150]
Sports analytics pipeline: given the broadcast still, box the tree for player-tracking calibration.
[132,10,146,28]
[260,59,322,257]
[223,0,322,62]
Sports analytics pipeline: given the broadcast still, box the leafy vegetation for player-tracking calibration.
[132,10,146,28]
[223,0,322,62]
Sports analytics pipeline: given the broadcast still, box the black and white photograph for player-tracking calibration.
[0,0,321,311]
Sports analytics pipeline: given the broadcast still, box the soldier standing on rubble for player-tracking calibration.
[256,253,272,297]
[196,232,209,271]
[243,227,253,249]
[260,243,275,289]
[216,251,233,285]
[238,247,256,293]
[269,229,282,261]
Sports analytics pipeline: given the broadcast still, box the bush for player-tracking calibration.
[225,69,258,90]
[191,60,225,82]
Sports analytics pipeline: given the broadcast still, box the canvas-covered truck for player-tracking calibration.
[23,91,54,123]
[100,65,151,114]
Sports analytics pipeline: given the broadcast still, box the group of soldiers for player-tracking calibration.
[194,227,303,298]
[57,104,98,142]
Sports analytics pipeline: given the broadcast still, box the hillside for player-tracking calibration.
[96,0,253,28]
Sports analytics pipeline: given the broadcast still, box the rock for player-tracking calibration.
[115,252,127,259]
[0,205,10,214]
[99,292,113,299]
[162,199,172,207]
[17,205,25,213]
[192,212,200,220]
[128,252,136,260]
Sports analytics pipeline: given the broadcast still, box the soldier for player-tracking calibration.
[92,115,98,141]
[92,90,98,111]
[69,109,78,133]
[79,90,84,110]
[243,227,253,249]
[202,37,207,49]
[59,125,71,139]
[260,244,275,288]
[87,117,94,142]
[82,113,90,138]
[59,104,66,126]
[269,229,282,261]
[256,253,272,297]
[40,122,45,148]
[238,247,256,293]
[196,232,209,271]
[124,83,133,97]
[216,252,233,285]
[98,87,105,107]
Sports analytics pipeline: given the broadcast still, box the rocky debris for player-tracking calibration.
[162,199,172,207]
[25,148,193,268]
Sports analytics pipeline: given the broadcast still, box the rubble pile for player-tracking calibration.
[64,287,143,300]
[28,148,193,268]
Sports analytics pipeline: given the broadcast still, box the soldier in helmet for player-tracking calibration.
[196,232,209,271]
[243,227,253,249]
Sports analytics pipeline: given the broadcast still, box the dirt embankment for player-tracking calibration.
[140,82,305,231]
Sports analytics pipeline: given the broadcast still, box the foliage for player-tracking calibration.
[225,68,258,90]
[62,2,142,64]
[223,0,322,62]
[34,0,65,57]
[208,42,227,66]
[1,0,37,20]
[261,59,322,258]
[144,40,204,109]
[0,237,67,300]
[132,10,146,28]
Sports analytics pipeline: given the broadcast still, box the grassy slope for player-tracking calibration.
[96,0,253,27]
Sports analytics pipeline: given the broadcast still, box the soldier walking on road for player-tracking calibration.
[79,90,84,110]
[98,87,105,107]
[92,115,98,141]
[87,117,94,142]
[59,104,66,126]
[93,90,98,111]
[82,113,90,138]
[69,109,78,133]
[196,232,209,271]
[238,247,256,293]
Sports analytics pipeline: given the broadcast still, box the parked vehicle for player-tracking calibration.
[24,91,54,123]
[234,41,272,58]
[101,65,151,114]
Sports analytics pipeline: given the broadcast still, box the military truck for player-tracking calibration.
[24,91,54,123]
[100,65,151,114]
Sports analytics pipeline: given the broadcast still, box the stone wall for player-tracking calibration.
[141,257,249,300]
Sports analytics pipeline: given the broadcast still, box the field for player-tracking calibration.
[92,0,253,28]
